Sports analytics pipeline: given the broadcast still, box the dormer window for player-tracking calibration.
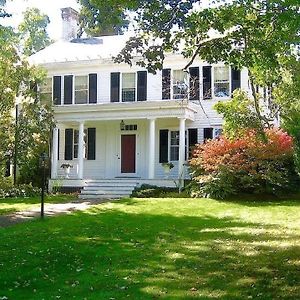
[75,76,88,104]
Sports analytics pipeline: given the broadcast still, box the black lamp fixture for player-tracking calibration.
[40,152,48,219]
[120,120,125,130]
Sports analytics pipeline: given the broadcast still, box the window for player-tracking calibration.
[170,131,179,161]
[73,129,88,159]
[214,66,230,97]
[173,70,188,99]
[75,76,88,104]
[122,73,136,102]
[170,131,188,161]
[40,78,52,104]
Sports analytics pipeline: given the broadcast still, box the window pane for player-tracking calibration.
[171,131,179,145]
[214,82,229,97]
[170,147,179,161]
[122,73,135,89]
[75,91,88,103]
[214,67,229,81]
[75,76,88,89]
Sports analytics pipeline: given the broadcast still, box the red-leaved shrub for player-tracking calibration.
[189,127,298,198]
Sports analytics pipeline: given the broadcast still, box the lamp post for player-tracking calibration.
[40,152,48,218]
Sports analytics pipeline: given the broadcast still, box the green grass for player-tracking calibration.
[0,197,299,299]
[0,194,76,215]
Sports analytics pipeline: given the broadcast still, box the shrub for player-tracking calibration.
[190,127,299,199]
[131,184,189,198]
[0,177,41,198]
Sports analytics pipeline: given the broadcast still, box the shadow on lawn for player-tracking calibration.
[0,198,299,300]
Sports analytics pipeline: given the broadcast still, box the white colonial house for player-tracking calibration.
[29,8,249,198]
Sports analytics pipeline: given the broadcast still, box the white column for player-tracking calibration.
[178,118,186,188]
[51,127,59,179]
[78,121,85,179]
[148,118,156,179]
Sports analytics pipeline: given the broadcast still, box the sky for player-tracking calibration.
[3,0,80,40]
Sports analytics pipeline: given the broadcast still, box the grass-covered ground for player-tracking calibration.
[0,197,299,299]
[0,194,76,215]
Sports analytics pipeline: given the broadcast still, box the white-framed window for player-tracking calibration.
[122,73,136,102]
[169,130,188,161]
[40,77,52,104]
[73,129,88,159]
[214,66,230,97]
[173,70,188,99]
[75,75,88,104]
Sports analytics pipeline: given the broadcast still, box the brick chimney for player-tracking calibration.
[61,7,79,41]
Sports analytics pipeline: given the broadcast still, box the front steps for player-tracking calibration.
[79,179,138,199]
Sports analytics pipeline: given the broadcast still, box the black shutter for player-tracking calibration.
[231,67,241,94]
[65,129,73,160]
[162,68,171,100]
[64,75,73,105]
[204,128,213,141]
[203,66,212,99]
[53,76,61,105]
[159,129,169,163]
[87,128,96,160]
[137,71,147,101]
[111,72,120,102]
[188,128,198,158]
[189,67,199,100]
[89,73,97,103]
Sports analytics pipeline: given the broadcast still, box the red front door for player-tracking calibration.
[121,135,136,173]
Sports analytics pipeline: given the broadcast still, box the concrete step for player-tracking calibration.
[79,179,138,200]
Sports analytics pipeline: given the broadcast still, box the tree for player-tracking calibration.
[18,7,52,56]
[79,0,299,122]
[0,2,54,185]
[78,0,136,36]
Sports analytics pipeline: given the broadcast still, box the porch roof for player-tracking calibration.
[54,100,198,123]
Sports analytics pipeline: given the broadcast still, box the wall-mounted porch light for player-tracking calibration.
[120,120,125,131]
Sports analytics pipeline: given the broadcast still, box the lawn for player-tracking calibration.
[0,194,76,215]
[0,197,299,299]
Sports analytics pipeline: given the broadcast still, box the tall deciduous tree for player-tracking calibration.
[0,2,54,184]
[18,7,52,56]
[78,0,136,36]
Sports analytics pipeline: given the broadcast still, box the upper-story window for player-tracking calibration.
[75,76,88,104]
[122,73,136,102]
[110,71,147,102]
[52,73,97,105]
[214,66,230,97]
[173,70,188,99]
[40,78,52,104]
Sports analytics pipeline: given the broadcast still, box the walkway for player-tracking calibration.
[0,199,115,228]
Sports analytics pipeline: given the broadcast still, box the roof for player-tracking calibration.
[29,35,131,65]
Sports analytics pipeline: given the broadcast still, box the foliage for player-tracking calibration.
[18,7,52,56]
[131,184,187,198]
[190,128,298,199]
[0,3,54,184]
[0,177,40,199]
[78,0,135,36]
[0,198,299,298]
[215,90,264,139]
